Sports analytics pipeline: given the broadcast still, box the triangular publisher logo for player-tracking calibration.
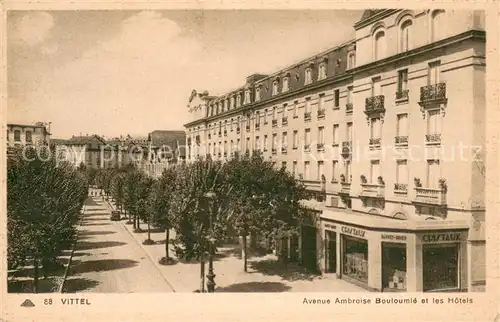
[20,299,35,307]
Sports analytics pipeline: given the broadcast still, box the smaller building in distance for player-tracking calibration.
[7,122,51,147]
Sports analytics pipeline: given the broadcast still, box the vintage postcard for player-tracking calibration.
[1,1,498,321]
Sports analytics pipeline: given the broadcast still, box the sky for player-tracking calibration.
[7,10,363,139]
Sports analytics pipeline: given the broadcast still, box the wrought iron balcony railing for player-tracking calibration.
[282,116,288,125]
[317,143,325,151]
[304,144,311,152]
[255,123,260,130]
[425,133,441,145]
[365,95,385,113]
[317,109,325,119]
[236,127,241,134]
[246,125,251,132]
[369,137,381,149]
[420,83,446,103]
[272,148,277,155]
[394,183,408,195]
[345,103,353,115]
[281,146,287,154]
[272,119,278,127]
[395,89,409,101]
[395,135,408,147]
[304,112,311,121]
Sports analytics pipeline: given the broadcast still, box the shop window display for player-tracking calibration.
[342,236,368,283]
[423,244,459,291]
[382,243,407,291]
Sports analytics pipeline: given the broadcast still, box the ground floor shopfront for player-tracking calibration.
[294,210,484,292]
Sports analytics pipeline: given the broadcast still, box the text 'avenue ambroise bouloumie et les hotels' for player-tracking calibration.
[183,9,486,293]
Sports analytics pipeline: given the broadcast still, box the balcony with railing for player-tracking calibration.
[346,103,353,115]
[369,137,381,150]
[419,83,447,105]
[282,116,288,126]
[317,143,325,152]
[281,146,287,154]
[339,182,351,195]
[395,89,409,103]
[425,133,441,146]
[317,109,325,119]
[394,183,408,195]
[414,187,447,206]
[395,135,408,148]
[341,141,352,158]
[304,112,311,121]
[301,179,323,192]
[304,144,311,153]
[365,95,385,115]
[272,119,278,127]
[360,183,385,199]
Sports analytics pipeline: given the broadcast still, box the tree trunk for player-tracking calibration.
[200,253,205,293]
[137,216,141,230]
[242,234,248,273]
[133,214,137,229]
[165,228,170,259]
[147,221,151,240]
[33,258,39,294]
[41,258,48,279]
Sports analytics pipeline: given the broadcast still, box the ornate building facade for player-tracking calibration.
[183,10,486,292]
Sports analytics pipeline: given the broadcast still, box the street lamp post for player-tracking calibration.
[204,190,217,293]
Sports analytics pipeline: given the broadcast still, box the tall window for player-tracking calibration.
[427,110,442,135]
[272,106,277,120]
[372,76,382,96]
[305,128,311,147]
[334,89,340,107]
[237,138,241,151]
[345,160,351,182]
[282,76,289,92]
[397,114,408,136]
[282,132,288,147]
[370,117,381,139]
[431,10,446,42]
[25,131,32,143]
[333,124,339,145]
[318,63,327,80]
[14,130,21,142]
[255,87,261,101]
[226,98,230,110]
[400,20,412,52]
[256,111,260,125]
[263,109,268,124]
[396,160,408,185]
[305,98,311,113]
[293,101,299,118]
[397,69,408,92]
[332,160,338,182]
[370,160,381,183]
[246,137,250,151]
[428,61,441,84]
[236,94,241,107]
[318,94,325,111]
[346,122,353,141]
[281,161,287,170]
[272,81,279,95]
[272,133,277,150]
[255,136,260,150]
[264,135,268,150]
[317,161,324,180]
[374,30,386,60]
[304,161,310,179]
[318,126,324,144]
[347,87,353,104]
[305,68,312,85]
[293,130,298,148]
[426,159,441,188]
[282,104,288,118]
[230,96,235,109]
[292,161,297,177]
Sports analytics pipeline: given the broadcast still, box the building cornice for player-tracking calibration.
[353,9,401,30]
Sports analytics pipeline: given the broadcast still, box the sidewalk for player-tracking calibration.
[105,199,367,293]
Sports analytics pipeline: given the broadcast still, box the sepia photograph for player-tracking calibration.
[5,7,488,300]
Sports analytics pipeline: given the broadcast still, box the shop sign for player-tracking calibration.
[381,234,407,242]
[341,226,366,238]
[324,223,337,230]
[422,233,461,243]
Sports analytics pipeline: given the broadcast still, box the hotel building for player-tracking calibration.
[183,10,486,292]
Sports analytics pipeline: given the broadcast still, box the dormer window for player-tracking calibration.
[244,89,251,104]
[230,96,235,109]
[226,98,230,110]
[255,86,261,101]
[348,52,356,69]
[236,94,241,107]
[305,67,312,85]
[318,63,327,81]
[272,80,279,96]
[430,10,446,42]
[374,28,386,61]
[400,18,413,52]
[282,75,290,92]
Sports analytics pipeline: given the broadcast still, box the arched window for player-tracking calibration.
[255,86,261,101]
[431,10,445,42]
[400,19,412,52]
[374,30,386,60]
[318,63,327,80]
[272,81,279,95]
[347,53,356,69]
[282,76,289,92]
[304,68,312,85]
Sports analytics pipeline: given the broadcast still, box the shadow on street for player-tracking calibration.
[79,230,117,237]
[64,277,101,292]
[249,259,321,282]
[69,259,140,274]
[216,282,291,292]
[75,241,127,251]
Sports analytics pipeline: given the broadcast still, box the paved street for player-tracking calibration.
[63,197,174,293]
